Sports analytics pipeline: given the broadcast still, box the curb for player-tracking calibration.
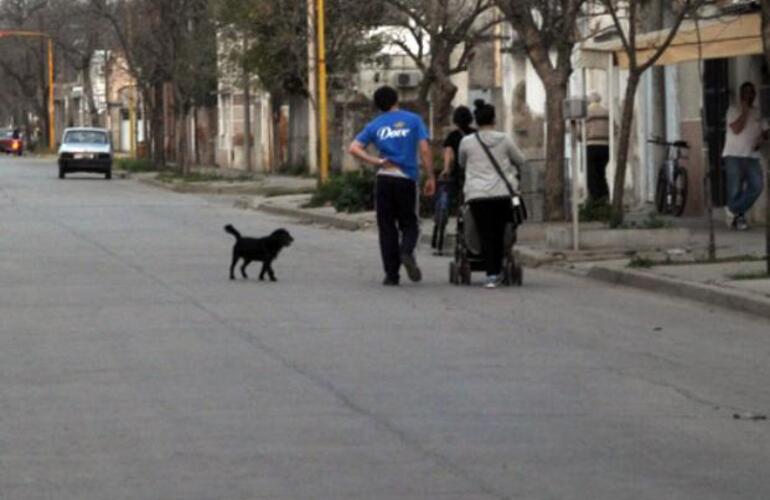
[136,176,269,195]
[256,203,369,231]
[587,265,770,320]
[515,246,568,268]
[135,175,314,196]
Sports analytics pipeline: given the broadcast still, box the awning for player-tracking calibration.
[579,12,763,70]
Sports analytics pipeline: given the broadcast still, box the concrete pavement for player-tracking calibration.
[2,156,770,500]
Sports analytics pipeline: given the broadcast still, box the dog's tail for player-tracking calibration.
[224,224,242,241]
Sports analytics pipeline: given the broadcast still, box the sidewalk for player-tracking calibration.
[132,171,317,196]
[571,220,770,320]
[254,194,376,231]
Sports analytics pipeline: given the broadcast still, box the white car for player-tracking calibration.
[58,128,113,179]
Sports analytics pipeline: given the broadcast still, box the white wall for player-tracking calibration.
[525,58,547,116]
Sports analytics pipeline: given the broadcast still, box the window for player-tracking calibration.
[64,131,108,144]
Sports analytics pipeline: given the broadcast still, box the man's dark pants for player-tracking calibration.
[587,144,610,201]
[724,156,763,217]
[376,175,419,281]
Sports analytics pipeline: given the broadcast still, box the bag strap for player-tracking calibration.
[475,132,517,197]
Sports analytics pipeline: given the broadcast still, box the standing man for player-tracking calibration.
[349,86,436,286]
[723,82,768,230]
[583,91,611,204]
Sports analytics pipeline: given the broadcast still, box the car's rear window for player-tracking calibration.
[0,130,12,139]
[64,131,108,144]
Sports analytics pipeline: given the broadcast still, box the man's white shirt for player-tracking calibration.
[723,105,769,159]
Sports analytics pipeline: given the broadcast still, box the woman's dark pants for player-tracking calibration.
[468,197,512,277]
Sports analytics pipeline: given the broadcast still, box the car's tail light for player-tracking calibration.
[98,153,111,160]
[60,153,73,159]
[11,141,19,150]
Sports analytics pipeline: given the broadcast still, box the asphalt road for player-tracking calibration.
[1,156,769,500]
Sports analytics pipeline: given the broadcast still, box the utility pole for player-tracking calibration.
[307,0,318,175]
[316,0,329,184]
[243,64,253,172]
[47,37,54,150]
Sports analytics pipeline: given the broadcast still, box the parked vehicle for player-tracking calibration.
[0,129,24,156]
[58,128,113,179]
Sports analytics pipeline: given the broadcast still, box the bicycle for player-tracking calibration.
[431,177,451,255]
[649,136,689,217]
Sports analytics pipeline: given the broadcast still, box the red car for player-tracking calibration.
[0,129,24,156]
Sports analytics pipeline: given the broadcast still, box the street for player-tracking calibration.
[1,155,769,500]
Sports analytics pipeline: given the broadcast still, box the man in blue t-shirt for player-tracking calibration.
[349,86,436,286]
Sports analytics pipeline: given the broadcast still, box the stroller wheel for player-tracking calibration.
[502,261,512,286]
[503,260,523,287]
[512,265,524,286]
[449,261,459,285]
[459,263,472,285]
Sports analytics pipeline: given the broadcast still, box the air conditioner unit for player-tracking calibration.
[720,0,759,15]
[394,71,421,88]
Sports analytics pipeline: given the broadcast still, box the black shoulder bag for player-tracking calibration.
[475,133,528,225]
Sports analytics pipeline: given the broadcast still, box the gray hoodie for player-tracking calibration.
[458,130,526,202]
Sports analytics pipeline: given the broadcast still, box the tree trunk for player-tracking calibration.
[82,64,99,127]
[761,4,770,274]
[416,72,433,120]
[151,81,166,167]
[175,99,189,175]
[543,81,568,221]
[611,72,641,225]
[430,73,457,139]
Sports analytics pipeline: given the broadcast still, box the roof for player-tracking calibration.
[578,12,762,69]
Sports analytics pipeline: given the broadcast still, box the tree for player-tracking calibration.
[91,0,219,171]
[216,0,383,99]
[55,0,109,127]
[599,0,704,225]
[384,0,501,135]
[0,0,59,146]
[216,0,383,170]
[494,0,585,221]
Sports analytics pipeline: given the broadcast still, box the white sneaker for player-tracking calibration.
[725,206,735,229]
[484,275,499,289]
[735,216,749,231]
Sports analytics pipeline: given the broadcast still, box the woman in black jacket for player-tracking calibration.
[431,106,476,255]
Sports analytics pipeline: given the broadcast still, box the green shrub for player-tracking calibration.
[307,170,375,213]
[156,170,254,183]
[640,213,671,229]
[615,213,674,230]
[115,158,157,173]
[727,271,770,281]
[628,256,655,268]
[579,199,612,222]
[280,163,309,177]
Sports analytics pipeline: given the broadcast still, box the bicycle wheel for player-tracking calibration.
[672,168,688,217]
[654,168,669,214]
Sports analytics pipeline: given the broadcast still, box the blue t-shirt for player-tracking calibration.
[354,110,430,181]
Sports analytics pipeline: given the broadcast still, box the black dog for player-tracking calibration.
[225,225,293,281]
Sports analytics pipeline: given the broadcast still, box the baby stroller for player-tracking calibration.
[448,200,523,287]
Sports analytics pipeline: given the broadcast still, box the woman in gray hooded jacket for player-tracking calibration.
[458,100,527,288]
